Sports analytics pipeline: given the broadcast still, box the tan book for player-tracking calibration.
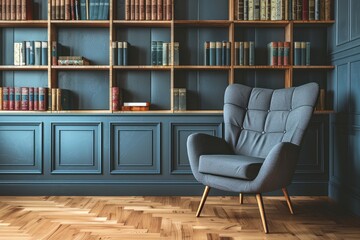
[56,88,62,111]
[135,0,139,20]
[56,0,60,19]
[51,88,57,111]
[140,0,145,20]
[130,0,135,20]
[60,0,65,20]
[157,0,162,20]
[10,0,15,20]
[15,0,20,20]
[1,0,5,20]
[145,0,151,20]
[324,0,331,20]
[167,0,172,20]
[5,0,10,20]
[65,0,70,20]
[320,0,325,20]
[125,0,130,20]
[151,0,156,20]
[51,0,56,19]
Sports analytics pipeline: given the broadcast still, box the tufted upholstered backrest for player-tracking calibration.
[223,83,319,159]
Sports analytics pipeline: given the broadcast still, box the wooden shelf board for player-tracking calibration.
[173,110,223,114]
[0,20,48,27]
[113,110,173,114]
[52,65,110,70]
[174,66,231,70]
[293,20,335,26]
[314,110,335,114]
[234,65,291,69]
[113,66,172,70]
[0,66,48,71]
[54,110,112,114]
[113,20,171,27]
[51,20,110,27]
[293,65,335,69]
[174,20,231,27]
[0,111,52,114]
[234,20,289,27]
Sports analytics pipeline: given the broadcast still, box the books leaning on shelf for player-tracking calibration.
[151,41,179,66]
[125,0,172,21]
[234,0,331,21]
[267,41,290,66]
[112,41,129,66]
[14,41,47,66]
[57,56,90,65]
[0,0,33,20]
[234,41,255,66]
[121,102,150,111]
[293,41,310,65]
[204,41,231,66]
[51,0,110,20]
[173,88,186,111]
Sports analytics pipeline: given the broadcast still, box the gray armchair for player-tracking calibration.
[187,82,319,233]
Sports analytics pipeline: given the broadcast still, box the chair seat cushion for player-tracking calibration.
[199,155,264,180]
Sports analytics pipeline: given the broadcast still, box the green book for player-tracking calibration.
[204,41,210,66]
[112,42,118,65]
[123,42,128,65]
[301,41,306,65]
[221,41,226,66]
[151,41,157,65]
[226,42,231,66]
[157,41,163,65]
[34,41,41,66]
[244,41,249,66]
[162,42,168,66]
[178,88,186,111]
[239,42,244,66]
[306,42,311,66]
[249,41,255,66]
[294,42,301,66]
[117,41,123,66]
[173,88,179,111]
[173,42,179,66]
[216,41,222,66]
[234,42,239,65]
[209,42,216,66]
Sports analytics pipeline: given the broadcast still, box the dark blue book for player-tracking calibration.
[221,41,226,66]
[89,0,95,20]
[117,42,123,66]
[301,42,306,65]
[34,41,41,66]
[29,41,35,65]
[209,42,216,66]
[249,41,255,66]
[157,41,163,65]
[41,42,48,66]
[98,0,104,19]
[306,42,311,66]
[215,42,222,66]
[239,42,244,66]
[123,42,128,65]
[80,0,86,20]
[112,42,118,65]
[26,41,31,65]
[294,42,301,65]
[75,0,80,20]
[103,0,109,20]
[226,42,230,66]
[204,41,210,66]
[289,0,293,20]
[151,41,157,65]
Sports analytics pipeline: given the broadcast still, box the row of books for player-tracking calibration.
[51,0,109,20]
[234,41,255,66]
[125,0,172,21]
[204,41,231,66]
[234,0,331,21]
[267,42,291,66]
[0,0,32,20]
[0,87,47,111]
[57,56,90,65]
[294,41,310,65]
[151,41,179,66]
[14,41,48,66]
[173,88,186,111]
[112,42,129,66]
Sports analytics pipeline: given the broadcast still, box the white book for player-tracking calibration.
[260,0,266,20]
[271,0,277,20]
[248,0,254,20]
[14,42,20,66]
[123,102,150,106]
[19,42,25,66]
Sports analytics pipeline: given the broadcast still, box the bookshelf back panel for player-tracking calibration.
[174,70,228,110]
[234,70,285,89]
[174,0,229,20]
[114,0,126,20]
[1,71,48,88]
[58,71,110,110]
[293,27,328,65]
[174,27,229,65]
[0,28,48,65]
[57,28,110,65]
[293,71,328,88]
[115,28,171,66]
[33,0,49,20]
[116,71,171,110]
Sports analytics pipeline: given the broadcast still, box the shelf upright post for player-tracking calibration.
[285,21,293,88]
[229,0,234,85]
[110,0,115,112]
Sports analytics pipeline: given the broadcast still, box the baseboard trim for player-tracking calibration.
[329,180,360,216]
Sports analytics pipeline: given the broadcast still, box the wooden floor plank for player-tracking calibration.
[0,196,359,239]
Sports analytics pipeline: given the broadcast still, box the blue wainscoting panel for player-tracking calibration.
[336,0,350,46]
[0,122,42,174]
[350,0,360,41]
[51,122,102,174]
[110,122,161,174]
[170,123,223,174]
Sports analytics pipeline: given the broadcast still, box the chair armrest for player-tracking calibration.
[252,142,301,193]
[187,133,233,182]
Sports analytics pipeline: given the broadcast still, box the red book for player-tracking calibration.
[21,0,33,20]
[2,87,9,110]
[268,42,278,66]
[38,87,46,111]
[125,0,130,20]
[9,87,14,110]
[34,87,39,111]
[29,87,34,111]
[70,0,75,20]
[140,0,145,20]
[112,87,119,111]
[21,87,29,110]
[16,0,21,20]
[145,0,151,20]
[14,87,21,110]
[130,0,135,20]
[151,0,157,20]
[135,0,139,20]
[157,0,162,20]
[10,0,15,20]
[166,0,172,20]
[302,0,308,20]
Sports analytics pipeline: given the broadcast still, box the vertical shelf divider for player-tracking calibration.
[229,0,234,85]
[171,1,175,112]
[285,21,293,88]
[109,0,114,112]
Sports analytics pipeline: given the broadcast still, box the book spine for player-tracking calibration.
[234,42,239,65]
[294,41,301,65]
[239,42,244,65]
[276,0,282,20]
[103,0,109,20]
[248,0,254,20]
[209,42,216,66]
[71,0,75,20]
[1,0,4,20]
[260,0,266,20]
[166,0,172,20]
[324,0,330,20]
[157,41,163,65]
[244,0,248,20]
[10,0,15,20]
[221,41,226,66]
[140,0,145,20]
[123,42,128,65]
[292,0,297,20]
[151,41,157,65]
[173,42,179,65]
[80,0,86,20]
[75,0,80,20]
[28,87,34,111]
[162,42,168,66]
[173,88,179,111]
[52,41,57,65]
[14,42,20,65]
[178,88,186,111]
[215,41,222,66]
[112,87,119,111]
[249,41,255,66]
[34,87,39,111]
[302,0,308,20]
[320,0,325,20]
[58,59,90,65]
[38,87,46,111]
[306,41,310,65]
[117,41,123,66]
[277,41,284,65]
[268,42,278,65]
[112,41,118,65]
[300,41,306,65]
[65,0,70,19]
[288,0,292,20]
[283,42,290,65]
[145,0,151,20]
[25,41,31,65]
[135,0,139,20]
[126,0,131,20]
[254,0,260,20]
[315,0,320,20]
[270,0,276,20]
[51,88,57,111]
[297,0,302,20]
[238,0,244,20]
[41,42,48,65]
[226,42,231,66]
[157,0,162,20]
[0,87,2,110]
[151,0,157,20]
[243,41,249,66]
[19,41,25,66]
[204,41,210,66]
[5,0,10,20]
[21,87,28,111]
[14,87,21,110]
[2,87,9,110]
[9,87,14,110]
[34,41,41,66]
[23,0,33,20]
[309,0,315,20]
[15,0,20,20]
[60,0,65,19]
[56,88,62,111]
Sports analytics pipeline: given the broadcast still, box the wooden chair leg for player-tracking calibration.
[239,193,243,204]
[256,193,269,234]
[282,187,294,215]
[196,186,210,217]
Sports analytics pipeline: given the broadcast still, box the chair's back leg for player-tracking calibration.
[282,187,294,214]
[256,193,269,233]
[196,186,211,217]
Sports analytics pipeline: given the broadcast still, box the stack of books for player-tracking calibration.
[47,88,71,111]
[0,0,33,20]
[204,41,231,66]
[57,56,90,65]
[234,41,255,66]
[151,41,179,66]
[125,0,172,21]
[173,88,186,111]
[112,42,129,66]
[122,102,150,111]
[14,41,48,66]
[51,0,110,20]
[267,41,291,66]
[0,87,48,111]
[234,0,331,21]
[293,41,310,65]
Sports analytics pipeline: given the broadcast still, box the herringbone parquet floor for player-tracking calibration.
[0,196,359,239]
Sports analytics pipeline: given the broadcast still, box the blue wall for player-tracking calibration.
[329,0,360,216]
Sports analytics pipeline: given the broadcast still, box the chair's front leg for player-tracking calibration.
[196,186,210,217]
[282,188,294,214]
[256,193,269,233]
[239,193,244,204]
